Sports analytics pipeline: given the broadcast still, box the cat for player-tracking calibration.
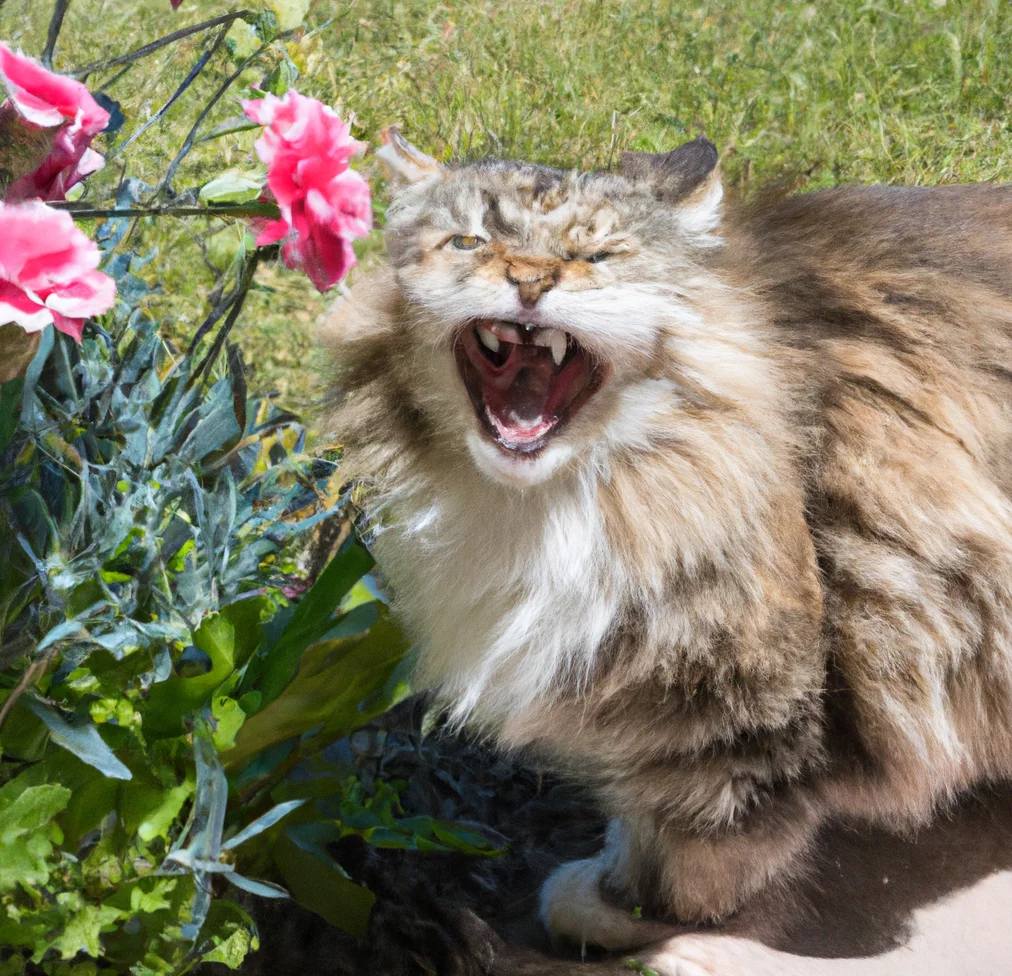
[322,126,1012,965]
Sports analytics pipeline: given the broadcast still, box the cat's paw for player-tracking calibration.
[539,857,676,950]
[639,935,814,976]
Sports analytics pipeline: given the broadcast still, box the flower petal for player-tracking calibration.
[5,89,64,127]
[0,201,116,339]
[0,203,99,289]
[50,311,84,343]
[0,278,52,332]
[253,217,290,247]
[0,44,109,135]
[241,97,275,128]
[44,269,116,319]
[245,89,371,291]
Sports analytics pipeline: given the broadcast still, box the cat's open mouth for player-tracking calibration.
[454,319,604,454]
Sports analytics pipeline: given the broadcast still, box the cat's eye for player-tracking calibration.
[585,252,611,264]
[449,234,485,251]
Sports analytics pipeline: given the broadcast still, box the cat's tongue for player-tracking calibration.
[480,345,562,446]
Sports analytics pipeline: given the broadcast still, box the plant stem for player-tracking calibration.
[111,23,231,159]
[42,0,72,69]
[96,62,135,94]
[159,41,271,195]
[192,250,261,384]
[186,255,254,355]
[70,10,255,81]
[48,201,281,220]
[0,647,51,731]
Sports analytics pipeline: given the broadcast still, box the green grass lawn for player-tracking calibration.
[2,0,1011,420]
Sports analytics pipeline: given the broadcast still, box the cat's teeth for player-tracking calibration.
[529,326,568,366]
[477,324,500,353]
[549,329,567,366]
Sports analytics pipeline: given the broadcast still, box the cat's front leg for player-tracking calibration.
[541,731,825,948]
[648,786,822,923]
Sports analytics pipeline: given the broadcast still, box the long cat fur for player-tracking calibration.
[322,134,1012,951]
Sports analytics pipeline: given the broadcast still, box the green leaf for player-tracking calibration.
[178,383,242,462]
[129,878,178,914]
[254,541,374,705]
[228,873,289,898]
[211,696,246,751]
[62,771,118,848]
[624,961,662,976]
[222,798,307,850]
[223,609,408,769]
[37,607,108,651]
[0,955,27,976]
[266,0,310,31]
[199,173,265,206]
[263,58,298,97]
[145,610,243,737]
[273,824,374,936]
[429,820,505,856]
[120,773,195,843]
[46,898,125,961]
[0,696,50,761]
[25,699,132,780]
[0,782,71,893]
[196,900,258,970]
[19,324,53,428]
[0,782,72,839]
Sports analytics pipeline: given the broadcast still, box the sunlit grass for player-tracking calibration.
[2,0,1011,415]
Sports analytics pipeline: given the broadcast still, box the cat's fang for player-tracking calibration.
[477,324,500,353]
[550,330,567,366]
[528,326,568,365]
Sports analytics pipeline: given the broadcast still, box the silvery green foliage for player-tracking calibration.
[0,246,498,975]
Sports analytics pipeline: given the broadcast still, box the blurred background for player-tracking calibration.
[2,0,1009,418]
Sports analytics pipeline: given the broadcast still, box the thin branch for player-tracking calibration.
[110,23,230,159]
[96,62,134,93]
[185,264,249,356]
[0,647,52,731]
[48,201,281,220]
[159,41,273,195]
[191,250,261,384]
[42,0,72,69]
[70,10,255,81]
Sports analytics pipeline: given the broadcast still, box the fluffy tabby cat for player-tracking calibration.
[323,128,1012,965]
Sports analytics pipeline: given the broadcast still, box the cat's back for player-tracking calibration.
[731,182,1012,303]
[722,183,1012,800]
[724,182,1012,492]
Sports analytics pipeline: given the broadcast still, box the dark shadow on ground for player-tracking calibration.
[764,782,1012,958]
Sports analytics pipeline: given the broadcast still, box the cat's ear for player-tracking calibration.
[620,136,722,237]
[376,126,446,186]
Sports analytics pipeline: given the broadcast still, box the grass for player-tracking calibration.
[2,0,1012,417]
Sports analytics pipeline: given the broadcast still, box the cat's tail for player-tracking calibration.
[539,856,679,951]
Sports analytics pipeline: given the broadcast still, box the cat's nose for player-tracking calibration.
[506,259,558,307]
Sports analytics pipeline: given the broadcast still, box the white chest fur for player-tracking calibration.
[373,464,624,727]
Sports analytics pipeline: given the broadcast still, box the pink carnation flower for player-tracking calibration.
[241,90,372,293]
[0,44,110,203]
[0,201,116,343]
